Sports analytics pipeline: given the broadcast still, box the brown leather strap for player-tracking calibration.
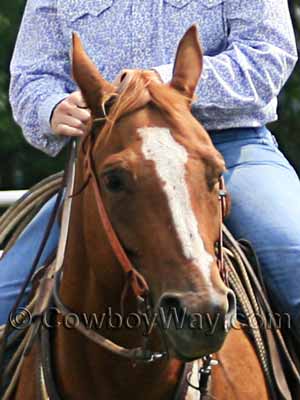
[40,324,62,400]
[84,136,149,299]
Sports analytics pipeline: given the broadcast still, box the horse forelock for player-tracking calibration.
[94,69,192,149]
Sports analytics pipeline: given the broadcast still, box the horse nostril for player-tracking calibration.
[160,294,185,318]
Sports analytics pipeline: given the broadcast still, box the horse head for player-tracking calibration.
[71,25,236,361]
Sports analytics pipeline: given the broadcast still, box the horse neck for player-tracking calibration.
[53,152,183,399]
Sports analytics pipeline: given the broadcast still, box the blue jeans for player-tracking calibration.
[210,126,300,335]
[0,127,300,335]
[0,194,60,325]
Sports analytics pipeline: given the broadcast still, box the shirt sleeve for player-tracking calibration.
[154,0,298,119]
[9,0,75,157]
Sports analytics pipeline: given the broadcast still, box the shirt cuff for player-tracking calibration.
[38,93,69,136]
[152,63,173,84]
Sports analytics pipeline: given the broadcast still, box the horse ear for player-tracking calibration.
[72,32,115,116]
[170,25,203,101]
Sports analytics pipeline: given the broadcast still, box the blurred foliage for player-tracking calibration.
[272,0,300,174]
[0,0,66,190]
[0,1,299,190]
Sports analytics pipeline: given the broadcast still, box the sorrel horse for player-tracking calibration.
[13,26,269,399]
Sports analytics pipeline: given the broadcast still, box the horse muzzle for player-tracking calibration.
[157,288,236,360]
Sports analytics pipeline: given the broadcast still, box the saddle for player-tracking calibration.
[0,165,299,400]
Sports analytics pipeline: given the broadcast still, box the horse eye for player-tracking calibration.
[103,172,125,193]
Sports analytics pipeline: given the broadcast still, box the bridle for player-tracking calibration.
[0,116,229,400]
[42,126,229,399]
[51,119,229,364]
[40,124,228,400]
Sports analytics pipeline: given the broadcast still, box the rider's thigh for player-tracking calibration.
[211,127,300,335]
[0,194,60,325]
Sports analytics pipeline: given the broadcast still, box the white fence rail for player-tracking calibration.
[0,190,28,208]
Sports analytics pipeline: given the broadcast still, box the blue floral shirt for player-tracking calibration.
[9,0,297,156]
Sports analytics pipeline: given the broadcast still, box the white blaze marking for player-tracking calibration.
[138,127,213,280]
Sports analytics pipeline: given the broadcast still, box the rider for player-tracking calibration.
[3,0,300,347]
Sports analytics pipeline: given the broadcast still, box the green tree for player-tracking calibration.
[0,0,65,191]
[272,0,300,173]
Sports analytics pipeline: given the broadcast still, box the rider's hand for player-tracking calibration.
[50,91,91,137]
